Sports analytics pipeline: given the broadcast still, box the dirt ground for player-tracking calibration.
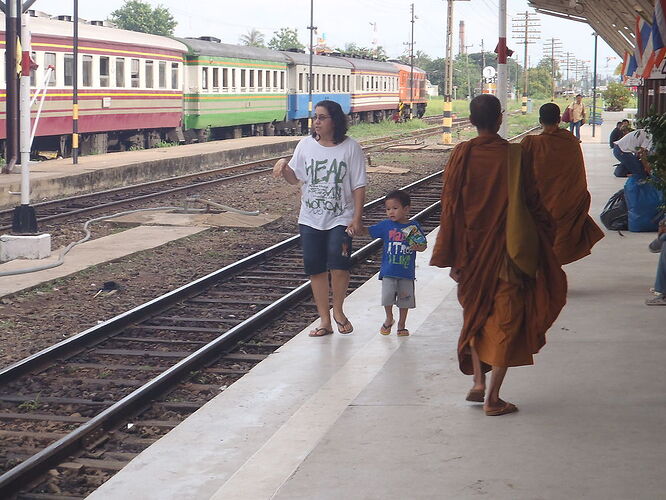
[0,149,448,368]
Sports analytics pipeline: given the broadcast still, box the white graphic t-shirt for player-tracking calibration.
[289,136,367,230]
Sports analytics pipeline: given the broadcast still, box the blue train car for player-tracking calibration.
[281,51,352,123]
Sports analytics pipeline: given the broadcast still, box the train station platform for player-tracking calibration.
[89,112,666,500]
[0,135,302,209]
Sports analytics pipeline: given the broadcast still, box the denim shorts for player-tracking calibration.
[299,224,352,275]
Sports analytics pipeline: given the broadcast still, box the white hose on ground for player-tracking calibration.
[0,206,185,277]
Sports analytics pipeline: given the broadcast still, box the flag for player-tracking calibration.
[634,16,652,76]
[621,51,630,76]
[627,54,638,78]
[652,0,666,69]
[640,24,656,77]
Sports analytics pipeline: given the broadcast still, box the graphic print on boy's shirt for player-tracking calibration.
[368,219,426,280]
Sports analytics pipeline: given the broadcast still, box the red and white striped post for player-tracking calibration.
[497,0,508,138]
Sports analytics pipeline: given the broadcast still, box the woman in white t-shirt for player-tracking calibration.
[273,100,366,337]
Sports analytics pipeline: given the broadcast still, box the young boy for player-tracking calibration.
[367,190,427,336]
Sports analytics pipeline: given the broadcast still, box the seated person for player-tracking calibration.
[646,217,666,306]
[609,121,624,148]
[621,119,633,134]
[612,129,652,179]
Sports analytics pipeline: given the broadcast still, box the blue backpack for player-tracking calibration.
[624,176,664,232]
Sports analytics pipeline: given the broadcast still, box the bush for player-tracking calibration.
[637,113,666,204]
[602,81,632,111]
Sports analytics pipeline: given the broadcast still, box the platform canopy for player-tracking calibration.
[528,0,656,56]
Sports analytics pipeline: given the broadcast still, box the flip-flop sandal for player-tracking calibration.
[334,317,354,335]
[485,402,518,416]
[379,321,394,335]
[308,327,333,337]
[465,388,485,403]
[397,328,410,337]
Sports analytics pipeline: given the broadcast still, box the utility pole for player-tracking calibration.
[410,3,415,118]
[73,0,79,164]
[543,37,562,101]
[512,10,539,114]
[3,0,19,174]
[464,43,473,99]
[307,0,316,132]
[480,38,485,93]
[442,0,452,143]
[497,0,507,138]
[592,32,598,137]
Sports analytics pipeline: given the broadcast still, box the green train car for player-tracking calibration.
[178,37,288,140]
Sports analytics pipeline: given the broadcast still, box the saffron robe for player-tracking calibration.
[430,134,567,375]
[521,128,604,265]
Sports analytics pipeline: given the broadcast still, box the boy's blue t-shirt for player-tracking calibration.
[368,219,426,280]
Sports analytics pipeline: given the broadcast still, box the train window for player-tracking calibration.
[45,52,56,86]
[346,75,349,92]
[231,68,236,88]
[249,69,255,89]
[64,54,73,86]
[171,63,178,89]
[257,70,262,90]
[222,68,228,89]
[131,58,140,88]
[116,58,125,87]
[316,74,319,91]
[280,71,284,90]
[144,60,153,88]
[212,67,219,89]
[266,70,270,89]
[100,56,110,87]
[240,69,246,89]
[202,67,209,90]
[30,51,36,86]
[82,55,93,87]
[322,73,326,92]
[298,73,303,92]
[159,61,166,88]
[273,71,278,89]
[337,75,341,92]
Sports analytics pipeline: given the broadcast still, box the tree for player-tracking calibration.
[602,81,632,111]
[337,43,387,60]
[239,29,265,48]
[109,1,177,36]
[268,28,305,51]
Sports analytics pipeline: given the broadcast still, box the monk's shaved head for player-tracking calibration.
[539,103,560,125]
[469,95,502,131]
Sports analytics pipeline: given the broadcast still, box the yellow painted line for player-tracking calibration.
[17,41,183,60]
[184,95,282,100]
[188,60,285,69]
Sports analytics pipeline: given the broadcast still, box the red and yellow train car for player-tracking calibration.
[393,62,427,118]
[0,13,187,154]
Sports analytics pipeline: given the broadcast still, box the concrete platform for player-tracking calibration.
[109,210,281,229]
[88,111,665,500]
[0,135,302,209]
[0,225,206,297]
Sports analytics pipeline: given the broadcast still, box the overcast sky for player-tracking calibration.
[31,0,620,76]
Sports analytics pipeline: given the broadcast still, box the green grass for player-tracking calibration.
[347,119,431,140]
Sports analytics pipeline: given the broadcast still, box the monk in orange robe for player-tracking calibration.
[430,95,567,416]
[521,103,604,265]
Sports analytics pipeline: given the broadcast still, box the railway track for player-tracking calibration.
[0,121,470,233]
[0,126,539,499]
[0,171,443,498]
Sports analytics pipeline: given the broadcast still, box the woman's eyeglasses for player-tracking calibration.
[314,114,331,121]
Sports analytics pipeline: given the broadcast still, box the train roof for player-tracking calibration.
[178,37,288,63]
[391,62,427,75]
[1,14,188,53]
[335,57,398,74]
[280,51,352,69]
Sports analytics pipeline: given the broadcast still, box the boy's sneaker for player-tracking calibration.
[645,294,666,306]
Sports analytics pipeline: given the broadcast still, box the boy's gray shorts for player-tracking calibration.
[381,277,416,309]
